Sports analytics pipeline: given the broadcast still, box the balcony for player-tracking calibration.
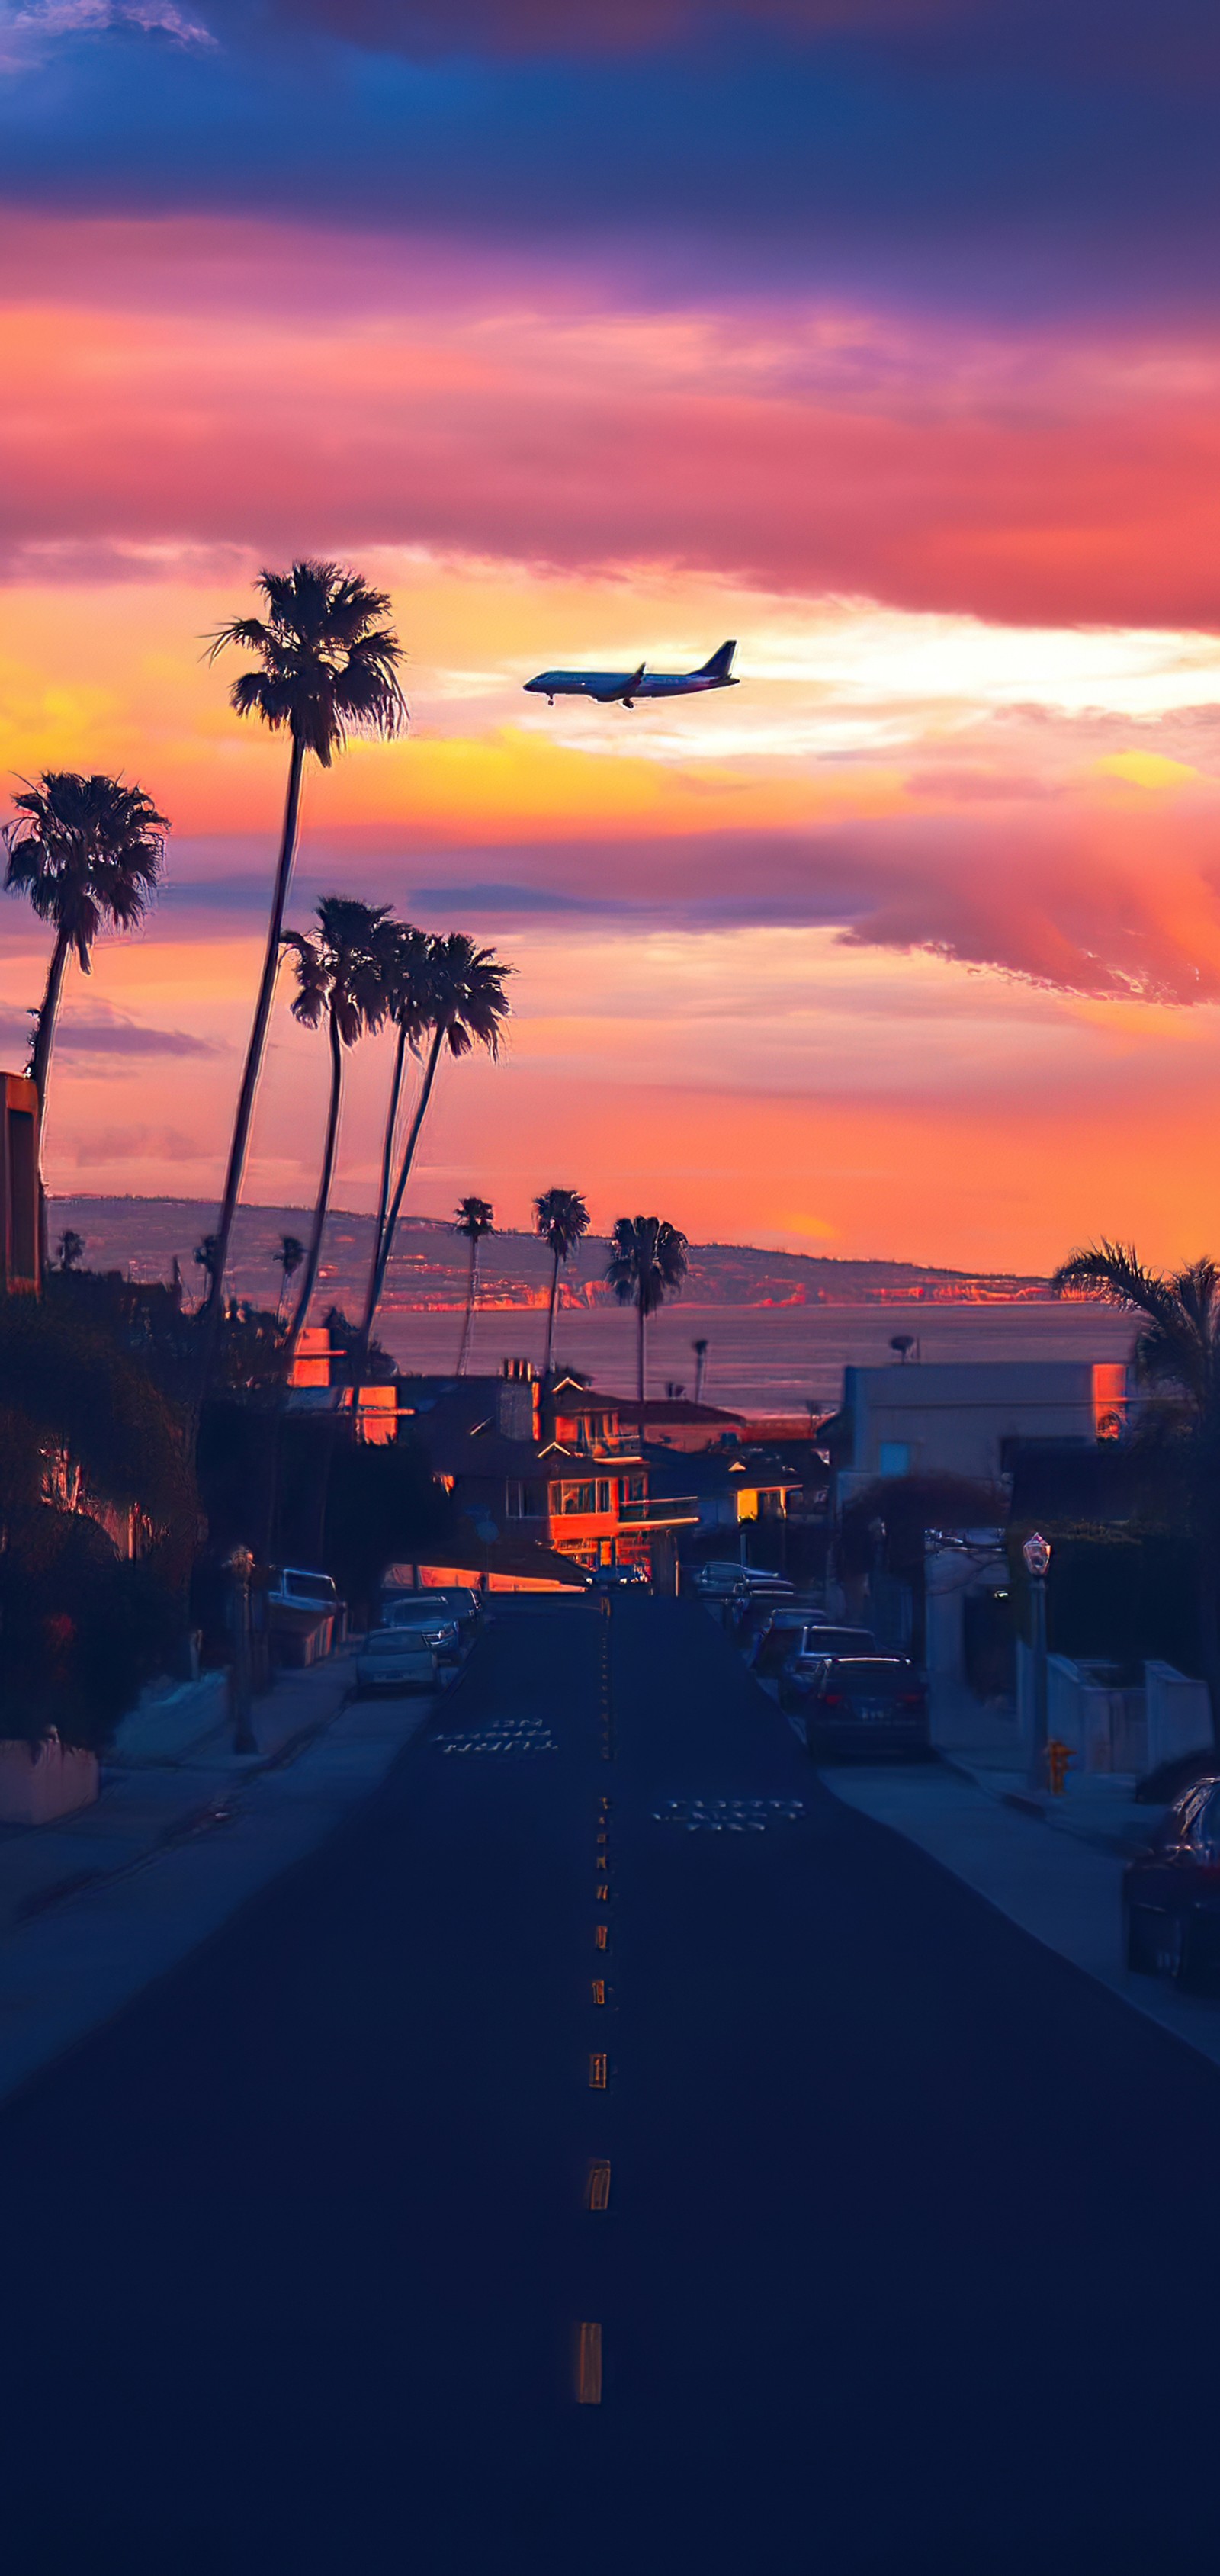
[618,1495,699,1527]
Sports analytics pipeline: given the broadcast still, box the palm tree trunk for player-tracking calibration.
[359,1020,445,1362]
[30,924,70,1276]
[201,729,306,1354]
[637,1291,646,1406]
[458,1238,479,1375]
[366,1018,407,1331]
[287,1005,343,1358]
[545,1247,560,1374]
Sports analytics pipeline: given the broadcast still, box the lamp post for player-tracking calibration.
[226,1544,257,1755]
[1023,1532,1051,1791]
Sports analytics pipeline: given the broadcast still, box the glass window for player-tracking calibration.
[622,1473,646,1502]
[596,1480,612,1512]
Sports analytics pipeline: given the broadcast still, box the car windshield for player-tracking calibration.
[366,1631,428,1653]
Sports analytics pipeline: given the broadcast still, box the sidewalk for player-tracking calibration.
[824,1759,1220,2074]
[0,1648,449,2105]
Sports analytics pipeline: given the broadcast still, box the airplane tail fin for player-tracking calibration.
[693,640,737,680]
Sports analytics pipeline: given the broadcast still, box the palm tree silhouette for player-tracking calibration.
[55,1228,85,1274]
[3,771,167,1269]
[368,919,435,1333]
[282,897,392,1359]
[273,1232,305,1321]
[605,1216,689,1405]
[204,562,406,1348]
[1052,1239,1220,1735]
[535,1187,590,1375]
[360,933,511,1363]
[454,1196,494,1376]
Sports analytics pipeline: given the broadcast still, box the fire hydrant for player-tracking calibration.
[1046,1739,1071,1797]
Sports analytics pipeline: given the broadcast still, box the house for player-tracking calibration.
[287,1325,398,1444]
[645,1440,804,1535]
[400,1363,699,1576]
[828,1359,1128,1504]
[615,1396,746,1453]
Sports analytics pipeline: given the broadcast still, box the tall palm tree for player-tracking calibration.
[535,1187,590,1374]
[203,561,406,1347]
[3,771,167,1270]
[273,1232,305,1321]
[359,933,511,1363]
[605,1215,689,1405]
[368,919,435,1333]
[1051,1240,1220,1736]
[454,1196,494,1375]
[282,897,392,1358]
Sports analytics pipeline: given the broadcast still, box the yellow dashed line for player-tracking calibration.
[587,2161,612,2212]
[589,2053,607,2088]
[592,1978,605,2005]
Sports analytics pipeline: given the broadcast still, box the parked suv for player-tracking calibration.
[753,1616,876,1680]
[782,1652,929,1759]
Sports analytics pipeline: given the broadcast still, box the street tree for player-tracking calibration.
[1052,1239,1220,1736]
[535,1187,591,1374]
[605,1214,689,1405]
[204,561,406,1349]
[283,896,392,1357]
[454,1196,494,1376]
[3,771,167,1269]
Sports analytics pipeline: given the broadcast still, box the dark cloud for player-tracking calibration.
[2,2,1218,317]
[163,817,1220,1004]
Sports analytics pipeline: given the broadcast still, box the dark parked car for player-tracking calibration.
[737,1595,823,1654]
[1124,1776,1220,1987]
[781,1653,929,1759]
[750,1615,876,1679]
[591,1563,649,1590]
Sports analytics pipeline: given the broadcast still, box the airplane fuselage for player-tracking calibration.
[523,641,739,708]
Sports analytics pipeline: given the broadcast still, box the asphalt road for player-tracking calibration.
[2,1595,1219,2574]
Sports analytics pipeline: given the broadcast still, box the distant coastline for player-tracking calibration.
[50,1194,1048,1312]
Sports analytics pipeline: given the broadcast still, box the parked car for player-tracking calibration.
[725,1578,795,1634]
[265,1566,342,1667]
[355,1628,437,1695]
[737,1595,823,1653]
[381,1598,463,1662]
[751,1616,877,1679]
[591,1563,649,1590]
[383,1585,481,1646]
[781,1653,929,1759]
[694,1562,791,1599]
[1124,1776,1220,1987]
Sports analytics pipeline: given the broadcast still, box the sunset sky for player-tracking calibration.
[3,0,1220,1269]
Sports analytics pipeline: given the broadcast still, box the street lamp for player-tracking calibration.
[1022,1532,1051,1791]
[225,1544,257,1755]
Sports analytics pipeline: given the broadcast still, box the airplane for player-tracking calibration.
[523,640,739,708]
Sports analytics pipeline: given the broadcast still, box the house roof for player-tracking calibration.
[618,1398,744,1428]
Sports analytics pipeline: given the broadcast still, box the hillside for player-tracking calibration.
[50,1196,1046,1314]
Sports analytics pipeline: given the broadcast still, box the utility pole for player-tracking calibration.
[1023,1532,1051,1791]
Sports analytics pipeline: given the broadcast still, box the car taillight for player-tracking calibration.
[899,1691,924,1707]
[820,1691,844,1707]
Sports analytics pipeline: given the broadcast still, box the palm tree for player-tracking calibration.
[368,919,435,1332]
[454,1196,494,1375]
[359,934,511,1362]
[273,1233,305,1321]
[1051,1240,1220,1736]
[605,1215,689,1405]
[535,1187,590,1374]
[55,1228,85,1274]
[203,561,406,1347]
[282,897,392,1358]
[3,771,167,1269]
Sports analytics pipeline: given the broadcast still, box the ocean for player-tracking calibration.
[377,1298,1134,1415]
